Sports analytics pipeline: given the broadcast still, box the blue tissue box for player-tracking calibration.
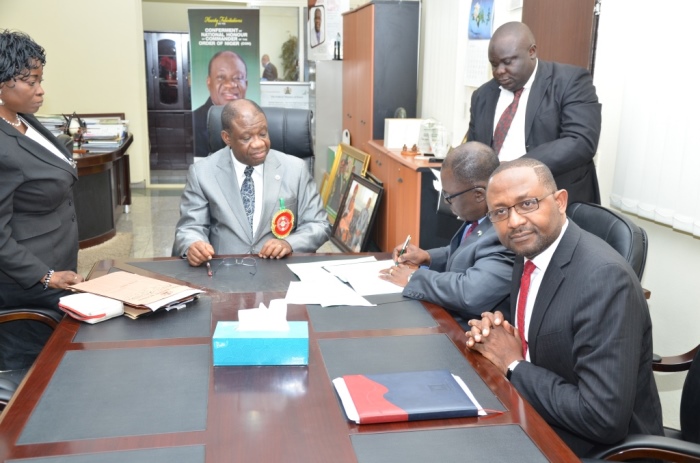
[212,321,309,366]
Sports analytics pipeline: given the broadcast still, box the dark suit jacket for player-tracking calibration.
[467,60,602,205]
[262,62,278,81]
[507,221,663,457]
[0,114,79,293]
[193,97,214,158]
[403,220,514,324]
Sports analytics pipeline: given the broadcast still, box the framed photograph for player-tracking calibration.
[322,143,370,224]
[331,173,383,253]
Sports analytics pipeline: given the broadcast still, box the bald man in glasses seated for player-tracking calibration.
[379,142,515,327]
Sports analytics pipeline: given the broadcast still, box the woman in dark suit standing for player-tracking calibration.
[0,30,84,370]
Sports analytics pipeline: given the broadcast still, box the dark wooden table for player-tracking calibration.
[0,256,580,462]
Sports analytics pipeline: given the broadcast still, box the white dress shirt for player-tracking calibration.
[519,218,568,361]
[494,60,538,162]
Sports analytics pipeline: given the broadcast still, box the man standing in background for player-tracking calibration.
[261,54,278,81]
[466,22,602,205]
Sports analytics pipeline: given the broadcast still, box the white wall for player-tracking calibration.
[593,0,700,429]
[2,0,150,184]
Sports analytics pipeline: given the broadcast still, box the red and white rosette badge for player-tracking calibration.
[271,198,294,239]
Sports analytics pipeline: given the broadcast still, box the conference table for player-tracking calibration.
[0,255,580,462]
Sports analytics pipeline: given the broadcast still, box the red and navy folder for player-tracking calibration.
[338,369,478,424]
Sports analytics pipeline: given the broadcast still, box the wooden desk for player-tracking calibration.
[367,140,462,252]
[0,256,579,462]
[74,134,132,249]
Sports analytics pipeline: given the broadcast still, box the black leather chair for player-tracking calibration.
[0,308,63,412]
[588,344,700,462]
[207,105,314,175]
[567,202,648,280]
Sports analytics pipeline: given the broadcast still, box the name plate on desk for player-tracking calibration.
[213,321,309,366]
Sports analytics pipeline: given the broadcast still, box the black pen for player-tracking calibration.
[396,235,411,266]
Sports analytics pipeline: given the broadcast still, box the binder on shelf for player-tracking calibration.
[332,369,481,424]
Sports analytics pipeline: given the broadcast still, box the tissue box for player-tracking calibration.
[212,321,309,366]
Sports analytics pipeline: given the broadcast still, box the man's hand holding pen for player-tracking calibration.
[392,243,431,268]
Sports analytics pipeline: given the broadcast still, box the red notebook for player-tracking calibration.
[332,369,479,424]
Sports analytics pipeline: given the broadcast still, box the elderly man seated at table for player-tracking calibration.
[173,99,330,264]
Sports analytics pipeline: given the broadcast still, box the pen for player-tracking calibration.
[396,235,411,266]
[206,262,212,277]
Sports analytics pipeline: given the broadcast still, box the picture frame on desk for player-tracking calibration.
[331,173,383,253]
[322,143,370,224]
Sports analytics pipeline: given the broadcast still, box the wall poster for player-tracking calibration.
[188,9,260,158]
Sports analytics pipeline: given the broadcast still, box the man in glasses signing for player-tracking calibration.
[379,142,515,328]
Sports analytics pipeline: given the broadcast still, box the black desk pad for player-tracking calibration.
[17,345,210,444]
[8,446,205,463]
[127,255,353,293]
[318,334,503,412]
[73,295,212,343]
[351,425,548,463]
[308,298,437,332]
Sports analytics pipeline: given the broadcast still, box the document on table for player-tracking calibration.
[285,275,375,307]
[71,271,203,311]
[287,256,377,282]
[324,259,403,296]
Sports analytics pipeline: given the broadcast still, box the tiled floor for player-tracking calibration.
[118,184,340,258]
[116,185,184,258]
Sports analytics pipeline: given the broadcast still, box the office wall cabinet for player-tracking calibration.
[144,32,193,172]
[368,141,462,252]
[342,1,419,152]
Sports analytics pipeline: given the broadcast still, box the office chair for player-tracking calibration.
[0,308,63,412]
[207,105,314,175]
[588,344,700,462]
[567,202,648,280]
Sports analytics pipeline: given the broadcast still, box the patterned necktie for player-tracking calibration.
[492,88,524,155]
[516,260,536,358]
[461,222,477,243]
[241,166,255,231]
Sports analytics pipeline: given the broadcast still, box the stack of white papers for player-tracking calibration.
[285,258,402,306]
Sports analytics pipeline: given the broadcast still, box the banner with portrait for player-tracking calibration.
[188,9,260,158]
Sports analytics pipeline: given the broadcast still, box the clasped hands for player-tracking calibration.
[465,310,524,375]
[186,238,291,266]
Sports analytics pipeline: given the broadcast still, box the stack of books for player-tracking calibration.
[80,116,128,150]
[34,113,129,151]
[34,114,66,137]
